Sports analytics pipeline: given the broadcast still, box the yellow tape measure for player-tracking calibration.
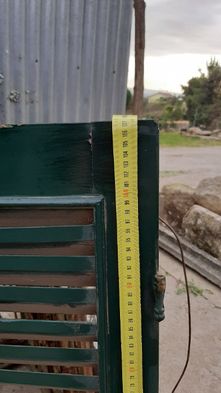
[112,115,143,393]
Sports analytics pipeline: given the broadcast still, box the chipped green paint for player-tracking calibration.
[0,224,94,243]
[0,255,95,273]
[0,345,98,364]
[0,370,99,391]
[0,286,97,305]
[0,319,97,338]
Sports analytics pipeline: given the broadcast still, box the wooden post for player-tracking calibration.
[132,0,146,117]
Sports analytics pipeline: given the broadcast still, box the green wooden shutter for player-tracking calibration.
[0,121,159,393]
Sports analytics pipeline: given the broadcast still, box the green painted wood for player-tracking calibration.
[0,195,103,206]
[0,320,97,338]
[0,345,98,365]
[0,369,99,390]
[92,123,120,393]
[95,199,108,393]
[92,121,159,393]
[0,225,94,243]
[0,124,92,196]
[0,256,95,273]
[0,287,96,305]
[0,121,159,393]
[138,122,159,393]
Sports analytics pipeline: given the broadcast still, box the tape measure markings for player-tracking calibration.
[112,115,143,393]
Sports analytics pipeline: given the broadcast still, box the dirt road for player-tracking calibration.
[160,145,221,392]
[160,146,221,190]
[160,251,221,393]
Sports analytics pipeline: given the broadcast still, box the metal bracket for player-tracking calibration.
[154,273,166,322]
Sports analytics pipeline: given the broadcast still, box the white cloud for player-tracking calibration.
[129,0,221,91]
[130,0,221,55]
[146,0,221,55]
[128,54,221,92]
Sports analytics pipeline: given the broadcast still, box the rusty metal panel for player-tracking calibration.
[0,0,133,124]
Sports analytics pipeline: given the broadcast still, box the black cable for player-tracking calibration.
[159,217,192,393]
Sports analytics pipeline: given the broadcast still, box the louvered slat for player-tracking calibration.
[0,286,96,304]
[0,345,98,366]
[0,370,99,391]
[0,225,94,243]
[0,320,97,341]
[0,255,95,272]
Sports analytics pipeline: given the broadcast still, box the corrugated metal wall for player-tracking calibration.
[0,0,133,124]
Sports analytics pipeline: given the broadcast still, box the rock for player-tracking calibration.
[160,184,195,232]
[211,129,221,136]
[189,127,212,136]
[182,205,221,259]
[188,127,202,135]
[194,176,221,215]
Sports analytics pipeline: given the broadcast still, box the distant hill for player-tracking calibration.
[144,89,160,98]
[128,88,180,98]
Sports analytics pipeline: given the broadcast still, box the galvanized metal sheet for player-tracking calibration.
[0,0,133,124]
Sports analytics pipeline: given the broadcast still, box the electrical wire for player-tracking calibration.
[159,217,192,393]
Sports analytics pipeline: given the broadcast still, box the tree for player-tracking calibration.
[182,59,221,128]
[143,95,186,126]
[126,88,133,109]
[161,96,186,122]
[182,74,208,126]
[132,0,146,117]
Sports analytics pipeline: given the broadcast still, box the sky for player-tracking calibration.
[128,0,221,92]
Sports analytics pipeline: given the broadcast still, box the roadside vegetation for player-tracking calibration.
[160,132,221,147]
[176,280,204,297]
[127,58,221,135]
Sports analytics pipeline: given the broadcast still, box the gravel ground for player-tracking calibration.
[159,145,221,392]
[159,251,221,393]
[160,146,221,190]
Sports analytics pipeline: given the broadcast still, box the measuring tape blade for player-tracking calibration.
[112,115,143,393]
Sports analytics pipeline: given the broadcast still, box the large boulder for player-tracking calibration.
[189,127,212,136]
[188,126,202,135]
[182,205,221,259]
[160,184,195,232]
[194,176,221,215]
